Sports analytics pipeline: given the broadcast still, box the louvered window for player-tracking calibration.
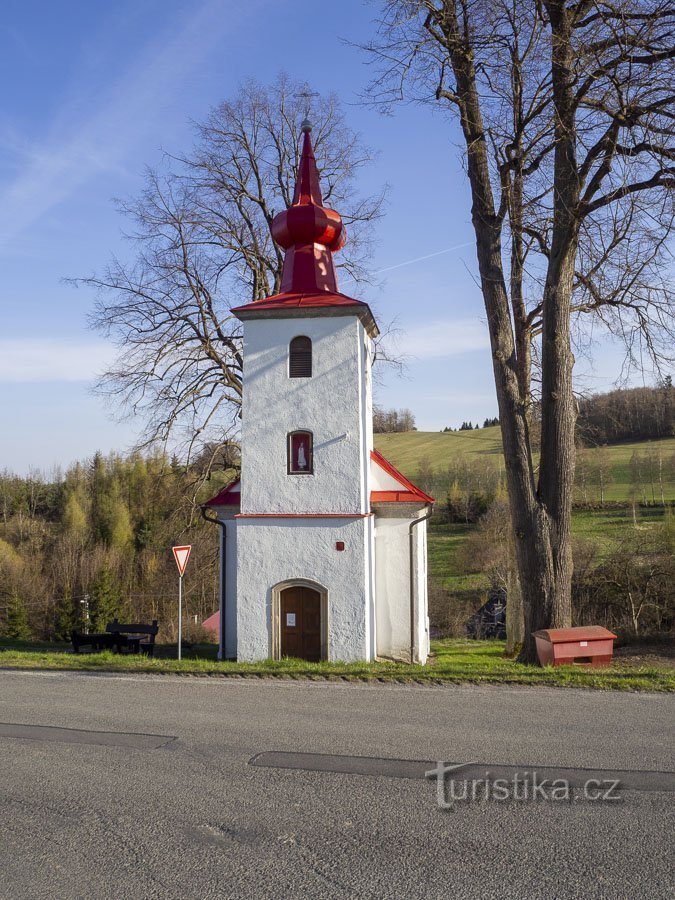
[289,336,312,378]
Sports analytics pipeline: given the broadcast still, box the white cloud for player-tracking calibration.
[0,0,251,247]
[403,318,490,358]
[0,339,115,382]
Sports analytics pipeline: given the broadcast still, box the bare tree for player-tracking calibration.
[365,0,674,659]
[79,76,386,468]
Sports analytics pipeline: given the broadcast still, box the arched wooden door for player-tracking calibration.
[280,586,322,661]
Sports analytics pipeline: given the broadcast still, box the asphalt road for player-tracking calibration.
[0,670,672,900]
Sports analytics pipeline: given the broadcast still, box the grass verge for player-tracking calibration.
[0,639,672,692]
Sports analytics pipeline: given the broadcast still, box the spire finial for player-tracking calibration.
[296,83,319,121]
[270,113,346,295]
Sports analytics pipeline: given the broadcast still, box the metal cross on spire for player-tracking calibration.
[296,84,319,133]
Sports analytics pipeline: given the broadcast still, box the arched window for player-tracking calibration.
[288,431,313,474]
[289,336,312,378]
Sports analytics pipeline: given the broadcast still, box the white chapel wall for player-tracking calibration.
[374,517,412,661]
[374,515,430,663]
[240,316,370,515]
[236,517,374,662]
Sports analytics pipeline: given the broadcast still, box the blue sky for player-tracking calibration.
[0,0,630,475]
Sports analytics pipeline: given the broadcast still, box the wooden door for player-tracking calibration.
[280,586,322,661]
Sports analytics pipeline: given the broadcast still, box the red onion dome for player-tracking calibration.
[269,120,347,295]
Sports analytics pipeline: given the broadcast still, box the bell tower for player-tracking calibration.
[229,120,379,662]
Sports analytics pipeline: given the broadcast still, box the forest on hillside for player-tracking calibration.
[576,382,674,444]
[0,454,224,642]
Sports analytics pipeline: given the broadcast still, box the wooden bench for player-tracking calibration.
[71,620,159,656]
[106,619,159,657]
[71,630,116,653]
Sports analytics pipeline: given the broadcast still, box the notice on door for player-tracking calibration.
[286,613,296,627]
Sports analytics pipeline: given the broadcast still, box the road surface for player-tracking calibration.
[0,670,672,899]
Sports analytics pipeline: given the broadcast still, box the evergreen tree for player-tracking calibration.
[54,594,78,641]
[3,592,30,640]
[89,566,124,631]
[109,496,133,549]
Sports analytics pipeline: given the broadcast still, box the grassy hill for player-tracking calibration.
[375,427,505,472]
[375,430,674,632]
[374,428,675,502]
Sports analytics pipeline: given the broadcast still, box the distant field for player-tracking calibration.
[375,430,675,621]
[374,428,675,502]
[375,427,505,472]
[429,506,671,601]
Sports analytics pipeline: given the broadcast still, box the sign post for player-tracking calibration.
[172,545,191,660]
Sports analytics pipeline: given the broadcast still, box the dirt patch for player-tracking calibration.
[614,642,674,669]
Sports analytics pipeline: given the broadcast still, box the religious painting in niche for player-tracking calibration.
[288,431,313,474]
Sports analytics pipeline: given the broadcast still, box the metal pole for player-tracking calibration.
[178,575,183,661]
[200,507,226,661]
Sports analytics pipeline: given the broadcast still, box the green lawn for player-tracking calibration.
[428,525,483,593]
[378,430,673,606]
[571,506,669,547]
[375,427,505,473]
[375,429,675,501]
[0,639,672,691]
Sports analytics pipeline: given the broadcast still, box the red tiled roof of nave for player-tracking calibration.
[370,449,435,505]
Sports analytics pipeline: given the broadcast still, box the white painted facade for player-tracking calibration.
[203,122,431,665]
[239,315,373,515]
[374,515,430,662]
[206,307,431,665]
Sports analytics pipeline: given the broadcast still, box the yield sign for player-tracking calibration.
[172,545,191,577]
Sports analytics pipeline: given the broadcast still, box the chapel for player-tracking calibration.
[203,120,433,663]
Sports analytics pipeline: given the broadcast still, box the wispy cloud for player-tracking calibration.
[404,318,490,358]
[376,242,474,274]
[0,339,114,382]
[0,0,251,248]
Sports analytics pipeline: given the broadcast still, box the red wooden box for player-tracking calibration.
[532,626,617,668]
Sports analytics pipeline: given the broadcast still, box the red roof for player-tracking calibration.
[203,453,433,510]
[202,611,220,635]
[231,122,379,338]
[370,450,435,505]
[232,290,378,338]
[203,478,240,507]
[371,490,433,503]
[233,290,369,312]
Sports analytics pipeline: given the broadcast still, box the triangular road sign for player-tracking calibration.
[172,545,191,577]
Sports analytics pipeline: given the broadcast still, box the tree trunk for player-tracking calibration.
[529,0,581,656]
[505,561,524,657]
[443,5,565,666]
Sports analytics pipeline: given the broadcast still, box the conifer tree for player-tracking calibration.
[89,566,124,631]
[3,591,30,640]
[54,594,78,641]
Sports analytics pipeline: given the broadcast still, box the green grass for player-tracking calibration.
[428,509,672,596]
[375,427,505,474]
[0,639,672,691]
[377,430,674,599]
[571,506,669,547]
[428,526,484,594]
[374,429,675,501]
